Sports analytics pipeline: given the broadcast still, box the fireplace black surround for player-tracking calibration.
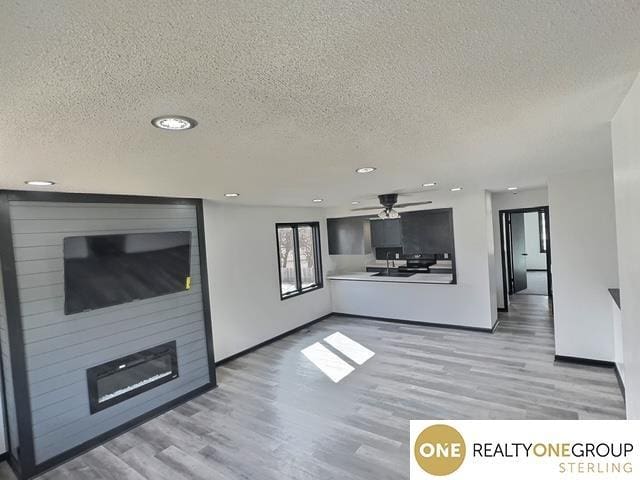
[87,341,179,414]
[0,190,216,479]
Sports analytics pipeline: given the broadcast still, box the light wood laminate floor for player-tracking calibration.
[1,295,625,480]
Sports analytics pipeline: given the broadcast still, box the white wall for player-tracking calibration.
[485,192,498,323]
[524,212,547,270]
[611,72,640,419]
[491,188,549,308]
[203,202,332,361]
[547,167,619,362]
[612,299,624,386]
[328,189,497,329]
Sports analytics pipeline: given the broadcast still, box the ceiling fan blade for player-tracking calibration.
[391,188,427,195]
[351,206,383,211]
[394,201,433,208]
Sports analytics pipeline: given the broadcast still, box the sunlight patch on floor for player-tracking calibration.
[301,342,355,383]
[324,332,375,365]
[301,332,374,383]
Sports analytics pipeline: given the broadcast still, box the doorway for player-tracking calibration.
[499,206,552,311]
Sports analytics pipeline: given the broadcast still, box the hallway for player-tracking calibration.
[515,271,548,295]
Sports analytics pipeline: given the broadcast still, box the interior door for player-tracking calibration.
[510,213,528,293]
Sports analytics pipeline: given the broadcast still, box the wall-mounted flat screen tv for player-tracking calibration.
[64,231,192,315]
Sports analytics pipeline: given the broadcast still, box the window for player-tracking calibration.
[276,222,323,299]
[538,210,548,253]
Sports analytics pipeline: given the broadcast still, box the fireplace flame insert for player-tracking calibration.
[87,341,178,414]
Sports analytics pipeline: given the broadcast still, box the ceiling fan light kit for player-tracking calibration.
[378,208,400,219]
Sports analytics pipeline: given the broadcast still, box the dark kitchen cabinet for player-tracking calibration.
[400,209,454,255]
[327,216,372,255]
[370,218,402,248]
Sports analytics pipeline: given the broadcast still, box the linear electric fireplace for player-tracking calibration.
[87,341,179,414]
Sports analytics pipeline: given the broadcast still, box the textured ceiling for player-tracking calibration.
[1,1,639,206]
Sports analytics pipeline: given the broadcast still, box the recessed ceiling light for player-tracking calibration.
[355,167,376,174]
[450,187,463,192]
[151,115,197,130]
[507,187,518,191]
[224,193,240,197]
[351,201,360,205]
[422,182,437,187]
[312,198,324,203]
[25,180,55,186]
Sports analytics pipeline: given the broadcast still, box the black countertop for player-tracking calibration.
[609,288,621,309]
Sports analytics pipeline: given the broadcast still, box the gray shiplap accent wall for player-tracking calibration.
[9,201,210,463]
[0,257,19,458]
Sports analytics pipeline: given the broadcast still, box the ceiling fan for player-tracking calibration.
[351,193,432,219]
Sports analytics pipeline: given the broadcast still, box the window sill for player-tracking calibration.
[280,284,323,301]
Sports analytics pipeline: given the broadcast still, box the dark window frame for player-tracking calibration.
[538,210,548,253]
[275,222,323,300]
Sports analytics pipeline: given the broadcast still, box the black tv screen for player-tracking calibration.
[64,231,192,315]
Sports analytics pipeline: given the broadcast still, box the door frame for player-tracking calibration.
[499,206,552,312]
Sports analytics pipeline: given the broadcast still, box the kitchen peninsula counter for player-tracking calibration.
[328,271,454,284]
